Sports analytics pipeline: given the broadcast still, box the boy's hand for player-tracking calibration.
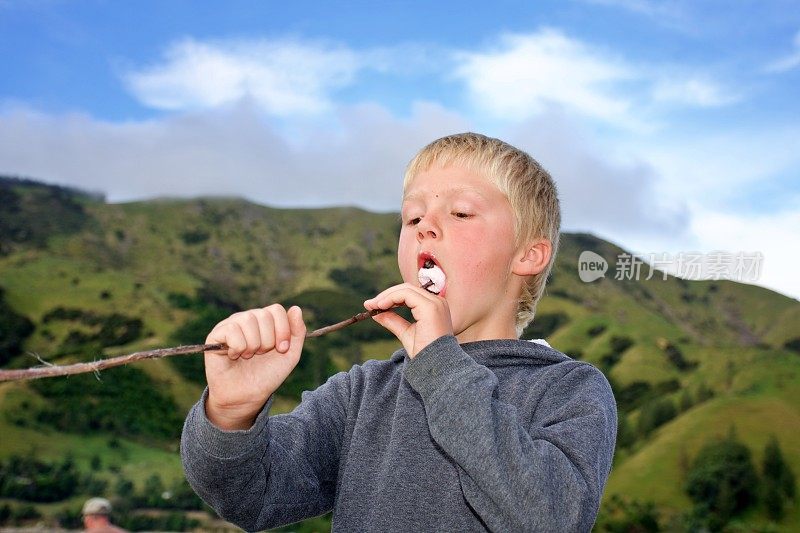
[203,304,306,430]
[364,283,453,358]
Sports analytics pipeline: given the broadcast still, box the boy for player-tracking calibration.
[181,133,617,532]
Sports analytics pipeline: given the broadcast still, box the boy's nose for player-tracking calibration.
[417,228,437,241]
[416,217,439,241]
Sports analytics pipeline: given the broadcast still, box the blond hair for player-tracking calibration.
[403,132,561,336]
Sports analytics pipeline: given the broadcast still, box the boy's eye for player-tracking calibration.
[407,217,421,225]
[453,212,472,219]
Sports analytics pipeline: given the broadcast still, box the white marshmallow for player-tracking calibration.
[418,265,446,294]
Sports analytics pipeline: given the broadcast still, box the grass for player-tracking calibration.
[0,406,184,488]
[605,345,800,527]
[606,392,800,527]
[609,342,680,386]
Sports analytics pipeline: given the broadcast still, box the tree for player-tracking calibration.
[764,481,784,520]
[114,477,135,498]
[679,389,694,412]
[0,287,35,365]
[685,429,759,528]
[598,494,661,532]
[143,474,165,508]
[616,413,636,449]
[695,382,714,403]
[637,398,676,437]
[762,434,796,520]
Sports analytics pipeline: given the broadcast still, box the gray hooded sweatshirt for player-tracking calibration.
[181,335,617,532]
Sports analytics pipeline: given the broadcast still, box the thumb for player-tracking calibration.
[288,305,307,345]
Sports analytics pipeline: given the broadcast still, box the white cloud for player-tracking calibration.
[452,28,741,128]
[765,29,800,73]
[0,102,469,212]
[453,29,636,124]
[616,204,800,301]
[120,31,742,129]
[0,101,690,242]
[123,37,363,115]
[652,77,740,107]
[507,109,690,240]
[628,127,800,209]
[687,207,800,300]
[615,126,800,300]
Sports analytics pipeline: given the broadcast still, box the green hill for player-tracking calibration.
[1,175,798,531]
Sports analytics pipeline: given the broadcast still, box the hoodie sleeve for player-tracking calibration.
[403,335,617,533]
[180,370,350,532]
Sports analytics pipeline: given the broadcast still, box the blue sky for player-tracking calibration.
[1,0,799,299]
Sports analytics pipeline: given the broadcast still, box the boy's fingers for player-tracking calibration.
[253,308,277,355]
[205,325,229,357]
[266,304,291,353]
[216,322,246,360]
[365,283,422,309]
[366,284,435,313]
[239,312,263,359]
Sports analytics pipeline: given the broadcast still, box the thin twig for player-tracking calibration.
[0,307,394,383]
[305,308,388,338]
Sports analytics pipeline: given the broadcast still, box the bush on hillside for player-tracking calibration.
[616,413,636,449]
[783,337,800,354]
[637,398,677,437]
[596,494,661,532]
[0,177,92,255]
[0,503,41,527]
[168,293,231,384]
[600,335,634,370]
[679,389,694,412]
[0,287,35,366]
[661,341,698,371]
[588,324,607,337]
[0,455,81,502]
[762,434,796,520]
[41,306,144,355]
[521,312,570,340]
[286,289,395,343]
[329,266,383,296]
[685,428,759,529]
[612,379,680,413]
[31,365,183,440]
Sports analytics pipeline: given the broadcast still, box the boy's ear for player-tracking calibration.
[512,239,552,277]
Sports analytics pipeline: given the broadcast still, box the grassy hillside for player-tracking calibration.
[1,175,798,531]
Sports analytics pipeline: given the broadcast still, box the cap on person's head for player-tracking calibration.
[82,497,112,516]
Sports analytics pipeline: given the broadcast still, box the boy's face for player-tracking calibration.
[399,164,523,340]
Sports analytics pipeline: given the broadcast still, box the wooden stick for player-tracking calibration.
[305,308,387,338]
[0,307,393,383]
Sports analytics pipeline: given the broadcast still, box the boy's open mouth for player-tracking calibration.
[417,253,446,295]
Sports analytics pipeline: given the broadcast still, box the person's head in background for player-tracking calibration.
[401,132,561,339]
[82,497,123,532]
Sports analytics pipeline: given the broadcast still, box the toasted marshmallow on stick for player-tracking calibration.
[418,259,446,294]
